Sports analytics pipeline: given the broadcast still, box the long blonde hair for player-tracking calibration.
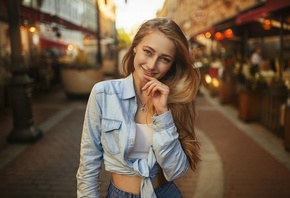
[123,18,201,170]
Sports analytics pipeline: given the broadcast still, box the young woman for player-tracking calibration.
[77,17,201,198]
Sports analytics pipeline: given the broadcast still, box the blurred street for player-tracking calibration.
[0,0,290,197]
[0,85,290,198]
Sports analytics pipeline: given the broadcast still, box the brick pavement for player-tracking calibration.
[0,87,290,198]
[0,88,199,198]
[196,92,290,198]
[0,87,70,151]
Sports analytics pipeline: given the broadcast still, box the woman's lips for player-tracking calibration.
[141,66,155,77]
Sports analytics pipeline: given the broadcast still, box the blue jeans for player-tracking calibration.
[106,180,182,198]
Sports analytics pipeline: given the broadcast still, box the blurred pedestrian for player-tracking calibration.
[250,47,262,75]
[77,18,201,198]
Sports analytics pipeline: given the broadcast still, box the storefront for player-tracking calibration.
[0,0,99,109]
[192,0,290,63]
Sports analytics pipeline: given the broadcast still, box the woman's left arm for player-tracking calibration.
[152,110,189,181]
[143,76,189,180]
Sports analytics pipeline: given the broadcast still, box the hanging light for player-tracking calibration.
[263,19,271,30]
[29,26,36,33]
[214,32,224,40]
[205,32,211,39]
[224,28,233,38]
[67,45,74,51]
[84,35,91,45]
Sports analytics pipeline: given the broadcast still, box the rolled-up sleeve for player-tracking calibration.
[152,110,189,181]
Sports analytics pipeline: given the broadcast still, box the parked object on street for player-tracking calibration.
[61,67,103,99]
[239,90,260,122]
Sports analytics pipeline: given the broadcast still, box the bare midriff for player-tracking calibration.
[111,173,142,195]
[111,170,168,195]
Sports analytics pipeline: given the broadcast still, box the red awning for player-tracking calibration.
[40,37,68,49]
[20,5,97,36]
[235,0,290,25]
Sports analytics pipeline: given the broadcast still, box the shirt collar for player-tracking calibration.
[121,74,135,100]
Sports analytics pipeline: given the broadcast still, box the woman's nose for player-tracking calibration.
[147,57,158,69]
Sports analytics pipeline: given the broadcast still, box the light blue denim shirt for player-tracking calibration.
[76,74,189,198]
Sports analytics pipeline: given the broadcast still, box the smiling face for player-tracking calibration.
[132,31,176,85]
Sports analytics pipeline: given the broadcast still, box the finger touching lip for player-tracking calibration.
[143,74,154,81]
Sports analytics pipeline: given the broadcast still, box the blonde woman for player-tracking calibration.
[77,18,201,198]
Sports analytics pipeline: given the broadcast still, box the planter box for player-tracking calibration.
[285,106,290,151]
[238,91,260,122]
[61,68,103,99]
[219,81,234,104]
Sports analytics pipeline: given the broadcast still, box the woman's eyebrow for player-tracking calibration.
[143,45,173,59]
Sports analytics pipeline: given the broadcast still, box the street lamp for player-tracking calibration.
[6,0,42,143]
[96,0,102,67]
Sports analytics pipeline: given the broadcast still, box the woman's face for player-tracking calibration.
[133,31,176,83]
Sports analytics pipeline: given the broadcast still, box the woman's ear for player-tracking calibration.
[133,47,136,53]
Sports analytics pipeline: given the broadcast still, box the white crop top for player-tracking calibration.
[128,124,153,159]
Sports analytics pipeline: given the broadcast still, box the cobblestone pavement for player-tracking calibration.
[0,87,290,198]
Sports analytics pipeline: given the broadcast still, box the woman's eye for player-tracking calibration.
[144,49,151,55]
[160,57,170,63]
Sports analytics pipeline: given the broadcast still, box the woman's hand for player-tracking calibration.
[142,75,169,115]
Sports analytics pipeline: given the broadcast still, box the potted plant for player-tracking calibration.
[238,64,267,122]
[60,50,103,99]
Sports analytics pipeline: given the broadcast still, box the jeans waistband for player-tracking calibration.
[106,180,141,198]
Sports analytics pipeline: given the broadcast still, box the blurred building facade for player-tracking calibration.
[158,0,259,38]
[158,0,290,139]
[0,0,116,108]
[157,0,290,64]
